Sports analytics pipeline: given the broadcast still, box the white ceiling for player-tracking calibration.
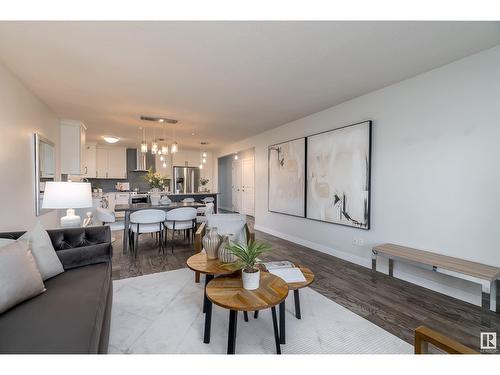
[0,21,499,149]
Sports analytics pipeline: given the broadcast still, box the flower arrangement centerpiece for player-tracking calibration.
[200,177,209,192]
[144,169,169,191]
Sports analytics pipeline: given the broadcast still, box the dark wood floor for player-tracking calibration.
[111,216,499,352]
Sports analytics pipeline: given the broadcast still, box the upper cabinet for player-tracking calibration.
[83,143,97,178]
[60,120,87,175]
[96,146,127,179]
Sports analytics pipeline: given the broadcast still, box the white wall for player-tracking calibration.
[0,61,61,231]
[215,45,500,306]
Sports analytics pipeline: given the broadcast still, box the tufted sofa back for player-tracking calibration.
[0,226,112,270]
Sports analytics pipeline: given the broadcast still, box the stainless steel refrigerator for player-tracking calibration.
[173,166,200,193]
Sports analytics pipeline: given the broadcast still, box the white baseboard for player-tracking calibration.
[254,224,481,307]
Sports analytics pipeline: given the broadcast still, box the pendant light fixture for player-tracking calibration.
[140,127,148,153]
[151,125,158,155]
[234,153,239,160]
[161,122,169,155]
[170,123,178,153]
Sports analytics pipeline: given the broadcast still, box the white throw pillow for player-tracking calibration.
[0,240,46,314]
[19,222,64,280]
[0,238,15,248]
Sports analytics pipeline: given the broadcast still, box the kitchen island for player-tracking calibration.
[167,192,219,212]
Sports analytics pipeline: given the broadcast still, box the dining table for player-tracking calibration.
[115,201,205,255]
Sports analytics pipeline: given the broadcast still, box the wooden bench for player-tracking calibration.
[372,243,499,318]
[414,326,477,354]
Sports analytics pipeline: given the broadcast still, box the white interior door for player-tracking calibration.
[241,157,255,216]
[231,160,242,213]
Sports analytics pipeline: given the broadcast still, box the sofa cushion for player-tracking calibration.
[0,262,111,354]
[19,222,64,280]
[0,240,46,314]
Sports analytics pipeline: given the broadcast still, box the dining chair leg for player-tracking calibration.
[243,311,249,322]
[271,306,281,354]
[254,311,259,319]
[134,232,139,258]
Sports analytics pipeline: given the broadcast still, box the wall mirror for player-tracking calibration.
[34,133,56,216]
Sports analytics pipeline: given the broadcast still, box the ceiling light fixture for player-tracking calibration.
[234,153,239,160]
[140,116,178,124]
[103,136,119,144]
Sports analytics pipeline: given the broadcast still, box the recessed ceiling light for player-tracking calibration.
[191,133,196,136]
[103,136,119,144]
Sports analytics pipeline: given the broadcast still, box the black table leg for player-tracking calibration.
[279,301,286,344]
[271,306,281,354]
[254,310,259,319]
[294,289,301,319]
[243,311,249,322]
[203,296,213,343]
[227,310,238,354]
[203,274,213,314]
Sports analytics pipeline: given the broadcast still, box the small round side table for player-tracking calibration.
[206,272,289,354]
[186,252,238,343]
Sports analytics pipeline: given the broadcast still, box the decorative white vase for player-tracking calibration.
[242,269,260,290]
[150,189,161,206]
[218,235,238,263]
[203,227,221,260]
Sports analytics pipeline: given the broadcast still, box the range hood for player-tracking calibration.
[128,148,154,172]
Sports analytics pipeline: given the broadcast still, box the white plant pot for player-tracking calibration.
[242,269,260,290]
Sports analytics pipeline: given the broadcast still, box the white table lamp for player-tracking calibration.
[42,182,92,228]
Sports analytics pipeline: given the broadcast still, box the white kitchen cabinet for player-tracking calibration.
[83,143,97,178]
[60,120,87,175]
[96,146,127,179]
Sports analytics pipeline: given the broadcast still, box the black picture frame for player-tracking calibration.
[305,120,372,230]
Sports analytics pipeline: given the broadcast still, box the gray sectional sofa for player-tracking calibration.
[0,226,113,354]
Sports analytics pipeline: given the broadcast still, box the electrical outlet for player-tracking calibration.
[352,238,364,246]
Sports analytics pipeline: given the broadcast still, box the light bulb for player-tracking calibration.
[202,152,207,158]
[171,142,178,153]
[140,142,148,153]
[161,145,168,155]
[151,142,158,155]
[162,162,167,168]
[199,164,203,170]
[234,154,238,160]
[202,157,206,164]
[160,155,164,161]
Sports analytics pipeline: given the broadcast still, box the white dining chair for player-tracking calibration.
[130,209,166,256]
[165,207,197,253]
[182,197,195,203]
[197,197,215,214]
[196,202,215,224]
[96,206,126,243]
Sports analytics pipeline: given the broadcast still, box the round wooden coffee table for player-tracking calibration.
[186,252,239,343]
[206,272,289,354]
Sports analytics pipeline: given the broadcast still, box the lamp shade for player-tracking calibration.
[42,182,92,209]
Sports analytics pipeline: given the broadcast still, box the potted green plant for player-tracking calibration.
[143,169,169,205]
[227,241,271,290]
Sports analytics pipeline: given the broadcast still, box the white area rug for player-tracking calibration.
[109,268,412,354]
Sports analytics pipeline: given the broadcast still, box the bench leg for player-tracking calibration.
[371,251,377,271]
[490,280,497,313]
[481,284,491,326]
[388,259,394,277]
